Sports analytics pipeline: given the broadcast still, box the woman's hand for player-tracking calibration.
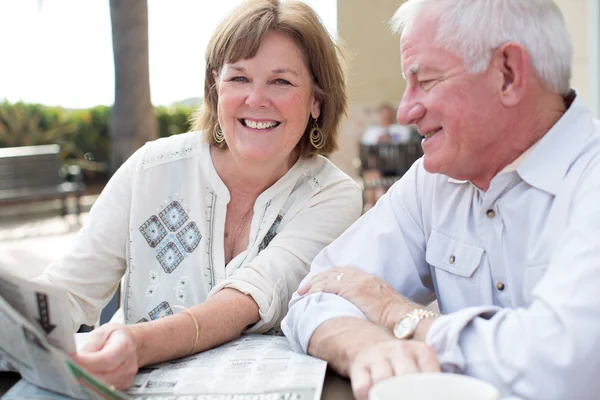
[70,323,139,390]
[297,266,417,330]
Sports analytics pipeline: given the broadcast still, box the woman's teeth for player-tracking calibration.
[244,119,279,129]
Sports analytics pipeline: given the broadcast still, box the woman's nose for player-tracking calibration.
[245,84,271,108]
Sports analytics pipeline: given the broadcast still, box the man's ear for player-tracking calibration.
[490,42,530,107]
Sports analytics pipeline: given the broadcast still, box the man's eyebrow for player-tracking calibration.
[402,63,419,80]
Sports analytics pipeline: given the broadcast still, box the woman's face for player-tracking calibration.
[215,31,321,165]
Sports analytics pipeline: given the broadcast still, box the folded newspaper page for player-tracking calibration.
[0,269,130,400]
[4,335,327,400]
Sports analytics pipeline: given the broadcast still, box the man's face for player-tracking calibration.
[396,17,504,181]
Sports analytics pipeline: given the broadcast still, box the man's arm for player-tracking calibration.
[282,161,434,351]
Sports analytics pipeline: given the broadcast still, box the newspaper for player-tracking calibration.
[4,335,327,400]
[0,269,130,400]
[0,268,327,400]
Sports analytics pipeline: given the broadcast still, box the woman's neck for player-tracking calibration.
[210,146,300,198]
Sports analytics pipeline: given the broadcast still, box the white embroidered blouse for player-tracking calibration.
[37,131,362,332]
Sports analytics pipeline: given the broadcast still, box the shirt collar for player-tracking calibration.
[517,91,594,195]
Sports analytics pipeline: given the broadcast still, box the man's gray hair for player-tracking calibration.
[391,0,572,95]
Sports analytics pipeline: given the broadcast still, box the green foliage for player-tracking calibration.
[0,101,79,153]
[156,105,194,138]
[0,101,194,168]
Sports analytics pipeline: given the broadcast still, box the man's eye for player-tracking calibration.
[273,78,291,86]
[419,80,436,90]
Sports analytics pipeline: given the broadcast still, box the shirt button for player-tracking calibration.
[449,255,456,264]
[496,281,505,291]
[486,209,496,218]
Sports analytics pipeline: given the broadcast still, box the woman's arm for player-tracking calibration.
[72,288,259,389]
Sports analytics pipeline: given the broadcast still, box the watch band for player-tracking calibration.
[393,308,440,340]
[408,308,439,320]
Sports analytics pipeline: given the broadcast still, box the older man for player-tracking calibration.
[282,0,600,399]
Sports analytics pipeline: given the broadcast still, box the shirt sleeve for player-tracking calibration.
[209,177,363,333]
[282,162,436,352]
[33,148,142,332]
[426,181,600,399]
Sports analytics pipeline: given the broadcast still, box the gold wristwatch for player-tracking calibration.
[393,308,439,340]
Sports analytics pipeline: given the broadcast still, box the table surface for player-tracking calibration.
[0,370,354,399]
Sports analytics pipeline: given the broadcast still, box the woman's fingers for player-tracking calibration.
[71,325,139,390]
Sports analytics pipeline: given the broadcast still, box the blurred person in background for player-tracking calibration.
[34,0,361,389]
[361,104,413,211]
[360,103,412,145]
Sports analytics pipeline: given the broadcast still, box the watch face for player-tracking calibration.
[393,314,418,339]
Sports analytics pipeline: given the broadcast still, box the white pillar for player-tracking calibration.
[589,0,600,117]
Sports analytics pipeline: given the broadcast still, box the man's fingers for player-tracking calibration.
[297,282,311,295]
[389,347,419,376]
[350,365,373,400]
[415,345,441,373]
[369,358,395,386]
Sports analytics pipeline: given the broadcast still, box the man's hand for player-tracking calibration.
[350,339,440,400]
[70,323,139,390]
[298,266,417,330]
[307,317,440,400]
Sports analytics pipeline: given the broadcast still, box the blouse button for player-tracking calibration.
[449,255,456,264]
[486,209,496,218]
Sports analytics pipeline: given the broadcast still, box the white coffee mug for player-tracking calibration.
[369,373,500,400]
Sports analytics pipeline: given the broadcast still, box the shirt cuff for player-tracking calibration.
[425,305,501,373]
[281,292,367,354]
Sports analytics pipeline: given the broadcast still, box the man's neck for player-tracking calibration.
[470,91,568,190]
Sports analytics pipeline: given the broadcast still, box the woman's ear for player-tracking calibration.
[310,97,322,120]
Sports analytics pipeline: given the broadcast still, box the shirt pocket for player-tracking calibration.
[426,229,485,311]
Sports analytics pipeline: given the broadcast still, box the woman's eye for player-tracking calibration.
[273,78,291,86]
[230,76,248,83]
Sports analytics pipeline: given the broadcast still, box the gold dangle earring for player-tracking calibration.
[214,125,225,144]
[309,119,325,149]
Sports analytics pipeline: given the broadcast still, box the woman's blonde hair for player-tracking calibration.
[191,0,347,157]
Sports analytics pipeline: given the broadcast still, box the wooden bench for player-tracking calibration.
[0,144,85,216]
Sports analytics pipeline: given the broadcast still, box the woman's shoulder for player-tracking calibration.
[297,155,361,193]
[138,131,206,170]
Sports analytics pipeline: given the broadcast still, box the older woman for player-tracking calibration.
[36,0,361,389]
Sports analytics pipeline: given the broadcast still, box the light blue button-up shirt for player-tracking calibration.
[282,94,600,399]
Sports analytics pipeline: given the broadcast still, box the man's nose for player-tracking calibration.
[397,94,425,126]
